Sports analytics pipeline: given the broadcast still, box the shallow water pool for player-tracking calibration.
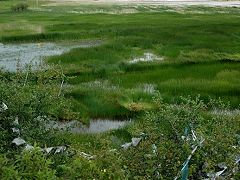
[49,119,130,134]
[0,40,102,71]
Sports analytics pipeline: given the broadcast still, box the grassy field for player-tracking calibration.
[0,1,240,120]
[0,1,240,179]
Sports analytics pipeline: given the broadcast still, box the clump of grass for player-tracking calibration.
[11,3,28,12]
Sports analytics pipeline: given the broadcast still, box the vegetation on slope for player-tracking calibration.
[0,1,239,179]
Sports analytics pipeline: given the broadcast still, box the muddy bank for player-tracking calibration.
[0,40,102,72]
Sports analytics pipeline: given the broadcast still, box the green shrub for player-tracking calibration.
[16,148,57,180]
[123,95,240,179]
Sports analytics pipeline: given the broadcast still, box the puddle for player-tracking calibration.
[0,40,102,72]
[129,52,163,64]
[48,119,129,134]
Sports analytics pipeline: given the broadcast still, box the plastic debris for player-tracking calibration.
[24,144,34,151]
[132,138,142,146]
[215,164,227,177]
[11,117,20,135]
[79,152,95,160]
[9,117,67,155]
[152,144,157,155]
[121,137,142,150]
[54,146,67,154]
[44,147,54,154]
[207,164,227,179]
[42,146,67,154]
[0,102,8,112]
[236,156,240,164]
[232,156,240,174]
[12,137,26,146]
[191,130,197,141]
[24,145,68,154]
[121,142,132,150]
[140,132,148,140]
[13,117,19,125]
[175,126,205,180]
[11,127,20,134]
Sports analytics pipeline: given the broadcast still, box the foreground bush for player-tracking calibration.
[0,149,56,179]
[0,68,76,152]
[0,68,239,179]
[122,95,240,179]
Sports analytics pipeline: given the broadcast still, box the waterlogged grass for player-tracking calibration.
[0,2,240,179]
[0,2,240,117]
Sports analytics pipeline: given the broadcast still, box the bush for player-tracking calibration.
[123,95,240,179]
[0,149,56,180]
[0,68,76,151]
[11,3,28,12]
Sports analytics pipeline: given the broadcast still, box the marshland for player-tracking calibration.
[0,0,239,179]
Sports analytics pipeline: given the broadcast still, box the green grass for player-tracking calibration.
[1,2,240,179]
[0,1,240,118]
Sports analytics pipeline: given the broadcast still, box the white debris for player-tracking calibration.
[129,53,164,64]
[191,130,197,141]
[121,142,133,150]
[121,137,142,149]
[132,138,142,146]
[11,127,20,134]
[54,146,67,154]
[44,147,54,154]
[176,132,205,180]
[24,144,34,151]
[207,164,227,179]
[9,116,68,154]
[236,157,240,164]
[79,152,95,160]
[215,165,227,177]
[0,102,8,112]
[12,137,26,146]
[139,83,156,94]
[13,117,19,125]
[152,144,157,155]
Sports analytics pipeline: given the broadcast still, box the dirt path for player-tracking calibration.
[47,0,240,7]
